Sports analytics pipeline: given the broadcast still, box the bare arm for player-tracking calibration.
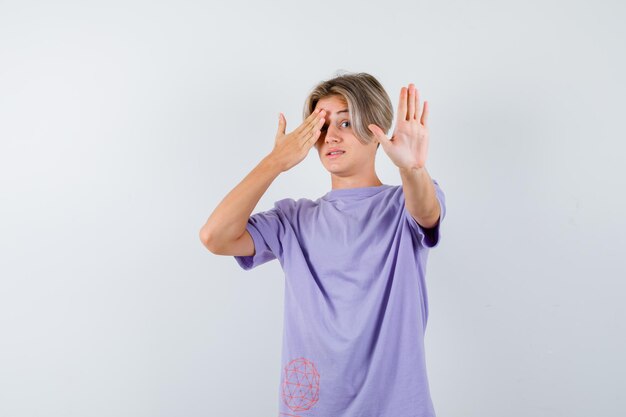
[199,155,282,254]
[367,83,439,229]
[199,109,326,254]
[399,166,440,229]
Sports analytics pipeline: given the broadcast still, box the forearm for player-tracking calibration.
[199,155,281,247]
[399,166,440,229]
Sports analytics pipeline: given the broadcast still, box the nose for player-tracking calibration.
[324,124,341,144]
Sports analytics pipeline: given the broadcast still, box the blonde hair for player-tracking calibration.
[302,70,393,149]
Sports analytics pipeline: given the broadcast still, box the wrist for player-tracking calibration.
[261,154,284,176]
[399,165,426,174]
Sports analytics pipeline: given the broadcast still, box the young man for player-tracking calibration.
[200,72,446,417]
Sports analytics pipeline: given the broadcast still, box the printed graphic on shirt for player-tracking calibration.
[279,357,320,417]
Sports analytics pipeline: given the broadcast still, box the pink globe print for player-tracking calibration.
[281,357,320,413]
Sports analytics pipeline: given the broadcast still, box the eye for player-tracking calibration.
[320,120,350,132]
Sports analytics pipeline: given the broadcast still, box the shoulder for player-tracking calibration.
[392,179,444,199]
[383,184,405,201]
[273,196,319,217]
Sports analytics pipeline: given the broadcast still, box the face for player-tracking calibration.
[313,95,379,177]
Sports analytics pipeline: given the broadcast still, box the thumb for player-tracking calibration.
[368,124,389,146]
[277,112,286,135]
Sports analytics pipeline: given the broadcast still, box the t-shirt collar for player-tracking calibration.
[322,184,393,201]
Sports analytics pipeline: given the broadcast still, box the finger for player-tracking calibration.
[301,125,322,149]
[408,84,415,120]
[421,100,429,126]
[397,86,408,123]
[277,112,286,135]
[298,118,324,147]
[299,109,325,135]
[292,109,322,136]
[414,87,421,121]
[368,124,390,146]
[301,114,325,140]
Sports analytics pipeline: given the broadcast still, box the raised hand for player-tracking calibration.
[269,109,326,173]
[367,83,430,170]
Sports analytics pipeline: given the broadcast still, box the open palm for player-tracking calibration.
[368,83,429,170]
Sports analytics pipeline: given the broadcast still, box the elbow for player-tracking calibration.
[200,228,230,255]
[418,206,441,229]
[407,205,441,230]
[199,227,216,252]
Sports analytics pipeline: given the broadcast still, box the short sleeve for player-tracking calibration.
[233,205,288,270]
[402,179,447,249]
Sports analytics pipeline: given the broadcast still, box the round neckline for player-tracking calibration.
[322,184,393,201]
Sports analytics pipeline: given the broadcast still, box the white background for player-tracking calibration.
[1,0,624,416]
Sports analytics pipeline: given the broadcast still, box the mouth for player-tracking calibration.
[326,150,346,159]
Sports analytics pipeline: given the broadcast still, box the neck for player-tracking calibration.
[330,175,383,190]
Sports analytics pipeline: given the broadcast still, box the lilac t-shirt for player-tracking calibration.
[234,180,446,417]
